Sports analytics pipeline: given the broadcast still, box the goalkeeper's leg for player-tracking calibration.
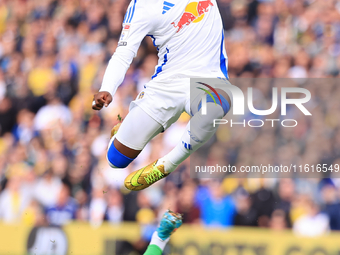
[144,210,182,255]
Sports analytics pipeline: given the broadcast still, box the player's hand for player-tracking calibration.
[92,91,113,110]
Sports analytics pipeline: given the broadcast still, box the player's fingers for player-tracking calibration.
[96,96,106,105]
[92,102,98,110]
[92,104,102,110]
[95,99,104,107]
[104,94,113,107]
[92,101,103,110]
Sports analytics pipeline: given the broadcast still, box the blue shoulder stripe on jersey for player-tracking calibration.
[163,6,171,11]
[128,0,137,23]
[125,7,132,24]
[123,11,128,24]
[164,1,175,7]
[220,30,229,79]
[152,48,169,79]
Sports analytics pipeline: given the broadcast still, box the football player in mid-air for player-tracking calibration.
[92,0,231,191]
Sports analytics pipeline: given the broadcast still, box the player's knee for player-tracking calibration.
[107,140,135,168]
[198,93,230,119]
[207,102,226,119]
[210,93,230,117]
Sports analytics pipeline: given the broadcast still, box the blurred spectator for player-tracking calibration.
[197,181,236,227]
[27,55,57,97]
[269,209,288,231]
[276,179,295,213]
[234,190,257,226]
[104,188,124,224]
[0,175,30,223]
[89,187,106,226]
[34,170,62,207]
[45,183,77,226]
[293,199,330,237]
[12,109,37,144]
[177,182,200,224]
[34,95,72,131]
[321,182,340,231]
[74,189,89,221]
[274,179,295,227]
[0,97,16,135]
[251,187,275,227]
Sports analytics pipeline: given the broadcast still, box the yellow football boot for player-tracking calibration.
[124,160,169,191]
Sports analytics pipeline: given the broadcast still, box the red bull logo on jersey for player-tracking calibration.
[171,0,213,33]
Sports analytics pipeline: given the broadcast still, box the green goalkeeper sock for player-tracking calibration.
[144,244,163,255]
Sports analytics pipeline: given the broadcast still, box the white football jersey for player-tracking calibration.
[119,0,228,80]
[100,0,228,96]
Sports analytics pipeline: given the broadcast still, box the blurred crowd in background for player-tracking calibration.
[0,0,340,241]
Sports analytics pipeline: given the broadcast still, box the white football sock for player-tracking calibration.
[149,231,169,251]
[158,103,224,173]
[156,153,182,173]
